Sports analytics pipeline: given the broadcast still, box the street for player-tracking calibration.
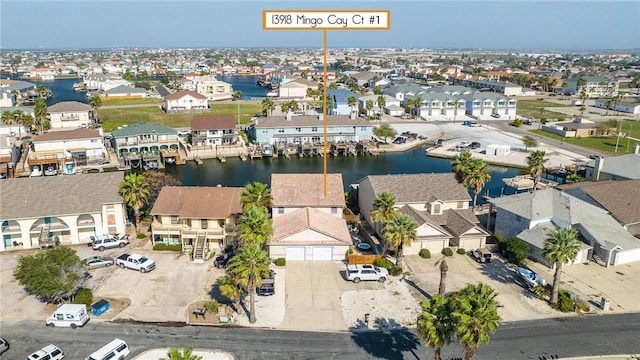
[3,313,640,359]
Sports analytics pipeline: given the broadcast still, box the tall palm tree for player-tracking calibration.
[118,173,150,232]
[451,151,474,180]
[377,95,386,122]
[261,98,275,117]
[370,191,398,230]
[89,94,102,123]
[36,84,48,98]
[236,206,272,248]
[526,150,547,193]
[232,90,243,101]
[347,95,358,117]
[410,96,423,118]
[226,245,271,323]
[417,294,454,360]
[33,98,48,134]
[464,159,491,210]
[365,99,374,117]
[11,110,32,139]
[452,283,502,360]
[438,258,448,295]
[241,181,272,211]
[161,347,202,360]
[1,111,14,136]
[383,212,417,267]
[217,275,244,314]
[543,228,581,304]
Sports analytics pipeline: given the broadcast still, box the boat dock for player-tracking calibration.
[501,175,558,192]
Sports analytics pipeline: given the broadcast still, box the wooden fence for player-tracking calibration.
[347,254,383,265]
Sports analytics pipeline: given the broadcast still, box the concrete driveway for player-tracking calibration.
[280,261,347,331]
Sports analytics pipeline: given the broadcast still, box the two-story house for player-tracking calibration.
[47,101,94,129]
[193,76,233,101]
[583,150,640,181]
[150,186,244,263]
[0,172,127,251]
[358,94,401,117]
[190,115,238,146]
[109,123,178,168]
[358,173,490,254]
[463,92,517,120]
[278,78,318,99]
[269,173,351,261]
[563,76,618,98]
[327,89,359,116]
[29,128,107,176]
[247,114,373,145]
[162,90,209,113]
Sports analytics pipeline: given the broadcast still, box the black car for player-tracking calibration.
[523,119,533,126]
[256,269,276,296]
[469,141,481,149]
[213,251,235,268]
[392,136,407,144]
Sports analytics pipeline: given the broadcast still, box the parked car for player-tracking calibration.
[177,129,191,136]
[85,256,115,269]
[491,113,501,118]
[523,118,533,125]
[0,337,8,355]
[469,141,481,149]
[392,136,407,144]
[91,233,129,251]
[346,264,388,283]
[463,121,480,127]
[470,248,493,263]
[589,154,604,160]
[26,344,64,360]
[436,138,445,147]
[214,251,235,269]
[257,270,276,296]
[116,253,156,273]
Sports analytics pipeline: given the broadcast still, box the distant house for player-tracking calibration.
[83,73,131,91]
[594,99,640,115]
[0,79,37,107]
[463,92,517,120]
[278,78,318,99]
[102,85,148,99]
[162,91,208,113]
[350,71,377,87]
[358,94,400,117]
[47,101,94,129]
[463,79,530,96]
[190,115,238,146]
[193,76,233,101]
[563,76,618,98]
[583,151,640,181]
[269,173,351,261]
[150,186,243,262]
[109,123,178,166]
[542,118,598,138]
[29,128,107,170]
[358,173,490,254]
[327,89,359,116]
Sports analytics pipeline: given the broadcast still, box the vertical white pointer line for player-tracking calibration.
[323,29,328,197]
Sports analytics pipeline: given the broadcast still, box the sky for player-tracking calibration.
[1,0,638,50]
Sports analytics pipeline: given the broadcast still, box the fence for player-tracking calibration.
[347,254,383,265]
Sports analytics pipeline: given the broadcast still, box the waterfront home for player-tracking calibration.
[358,94,400,117]
[162,90,209,113]
[487,188,640,267]
[103,85,148,99]
[562,75,618,97]
[0,79,37,107]
[278,78,318,99]
[583,150,640,181]
[83,73,131,91]
[193,76,233,101]
[246,114,373,145]
[328,89,359,116]
[269,173,350,261]
[150,186,243,262]
[358,173,490,254]
[0,172,127,251]
[47,101,94,129]
[407,93,467,121]
[26,67,56,80]
[109,123,178,168]
[190,115,238,146]
[29,128,107,174]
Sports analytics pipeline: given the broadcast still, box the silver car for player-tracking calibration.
[85,256,115,269]
[0,337,8,355]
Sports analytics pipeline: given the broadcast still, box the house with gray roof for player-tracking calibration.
[358,94,400,117]
[47,101,94,129]
[350,71,377,87]
[488,189,640,267]
[327,89,359,116]
[109,123,178,166]
[103,85,148,98]
[0,172,127,251]
[0,79,37,107]
[583,151,640,181]
[358,173,490,254]
[563,75,618,98]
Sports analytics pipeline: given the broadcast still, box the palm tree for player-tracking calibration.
[417,294,454,360]
[377,95,386,122]
[33,98,48,134]
[236,206,272,248]
[464,159,491,210]
[365,99,374,117]
[232,90,243,101]
[1,111,14,136]
[241,181,272,211]
[226,245,271,323]
[451,151,474,180]
[118,173,150,232]
[11,110,31,139]
[438,258,448,295]
[383,212,417,267]
[89,94,102,123]
[409,96,423,118]
[217,275,245,314]
[543,228,581,304]
[161,347,202,360]
[452,283,502,360]
[261,98,275,117]
[526,150,547,193]
[347,95,358,117]
[371,191,397,229]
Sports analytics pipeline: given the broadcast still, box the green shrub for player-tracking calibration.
[153,243,182,251]
[388,249,397,257]
[554,290,576,312]
[72,288,93,309]
[557,115,565,122]
[373,258,394,270]
[203,300,219,313]
[504,237,530,264]
[348,245,354,255]
[549,93,557,97]
[418,249,431,259]
[389,266,403,276]
[531,284,552,299]
[457,248,466,255]
[510,119,523,127]
[441,248,453,257]
[136,233,146,239]
[575,299,591,314]
[274,258,286,266]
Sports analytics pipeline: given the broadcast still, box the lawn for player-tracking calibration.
[517,99,570,120]
[98,101,262,132]
[530,119,640,155]
[101,98,163,106]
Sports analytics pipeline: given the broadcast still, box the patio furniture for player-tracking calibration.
[193,308,207,319]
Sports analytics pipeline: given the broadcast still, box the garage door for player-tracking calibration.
[312,247,332,261]
[285,247,305,260]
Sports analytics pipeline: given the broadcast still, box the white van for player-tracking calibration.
[46,303,90,328]
[86,338,130,360]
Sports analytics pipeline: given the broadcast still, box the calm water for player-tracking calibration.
[217,75,269,99]
[164,146,523,201]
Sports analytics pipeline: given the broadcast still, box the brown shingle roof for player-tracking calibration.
[271,207,351,244]
[33,128,102,142]
[271,173,345,207]
[362,173,471,203]
[559,179,640,225]
[190,115,235,130]
[151,186,243,218]
[164,90,207,100]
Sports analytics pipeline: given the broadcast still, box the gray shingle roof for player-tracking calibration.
[328,89,359,104]
[110,123,177,137]
[48,101,92,113]
[105,85,147,95]
[253,115,370,128]
[360,173,471,204]
[0,172,124,220]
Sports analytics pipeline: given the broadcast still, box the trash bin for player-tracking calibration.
[91,299,110,316]
[600,297,610,311]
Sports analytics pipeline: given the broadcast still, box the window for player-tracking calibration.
[295,127,301,132]
[278,128,285,133]
[209,130,218,135]
[457,201,464,209]
[432,203,441,214]
[171,215,178,225]
[201,219,208,229]
[185,219,192,227]
[331,207,337,214]
[312,127,318,132]
[216,86,225,92]
[278,208,284,214]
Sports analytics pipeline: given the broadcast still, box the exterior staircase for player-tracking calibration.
[38,224,54,248]
[194,234,206,263]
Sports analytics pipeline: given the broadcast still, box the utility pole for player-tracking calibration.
[615,121,622,153]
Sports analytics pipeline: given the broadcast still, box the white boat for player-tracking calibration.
[30,166,42,177]
[266,91,279,97]
[164,157,176,165]
[44,165,57,176]
[262,144,273,157]
[517,267,546,289]
[64,162,76,175]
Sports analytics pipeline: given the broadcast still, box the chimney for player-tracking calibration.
[350,111,356,120]
[594,156,604,181]
[318,113,324,121]
[286,112,292,121]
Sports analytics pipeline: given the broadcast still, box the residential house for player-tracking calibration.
[83,73,131,91]
[47,101,94,129]
[26,67,56,80]
[193,76,233,101]
[278,78,318,99]
[408,93,467,121]
[488,189,640,267]
[542,118,597,138]
[358,94,400,117]
[102,85,148,99]
[383,84,428,103]
[0,79,37,107]
[463,92,517,120]
[162,90,209,113]
[328,89,359,116]
[594,99,640,115]
[247,114,373,145]
[269,173,351,261]
[563,76,618,98]
[190,115,238,146]
[463,79,532,96]
[583,150,640,181]
[350,71,377,87]
[150,186,243,262]
[0,172,127,251]
[109,123,178,167]
[29,128,107,173]
[358,173,490,254]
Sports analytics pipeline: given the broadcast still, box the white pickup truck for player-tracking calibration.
[116,254,156,273]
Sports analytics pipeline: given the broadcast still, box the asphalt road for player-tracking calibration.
[3,314,639,359]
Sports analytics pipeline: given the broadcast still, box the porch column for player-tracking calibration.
[18,219,35,249]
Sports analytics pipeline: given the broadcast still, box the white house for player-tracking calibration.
[162,91,209,113]
[103,85,148,98]
[594,99,640,115]
[190,115,238,146]
[30,128,107,171]
[278,78,318,99]
[193,76,233,101]
[47,101,94,129]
